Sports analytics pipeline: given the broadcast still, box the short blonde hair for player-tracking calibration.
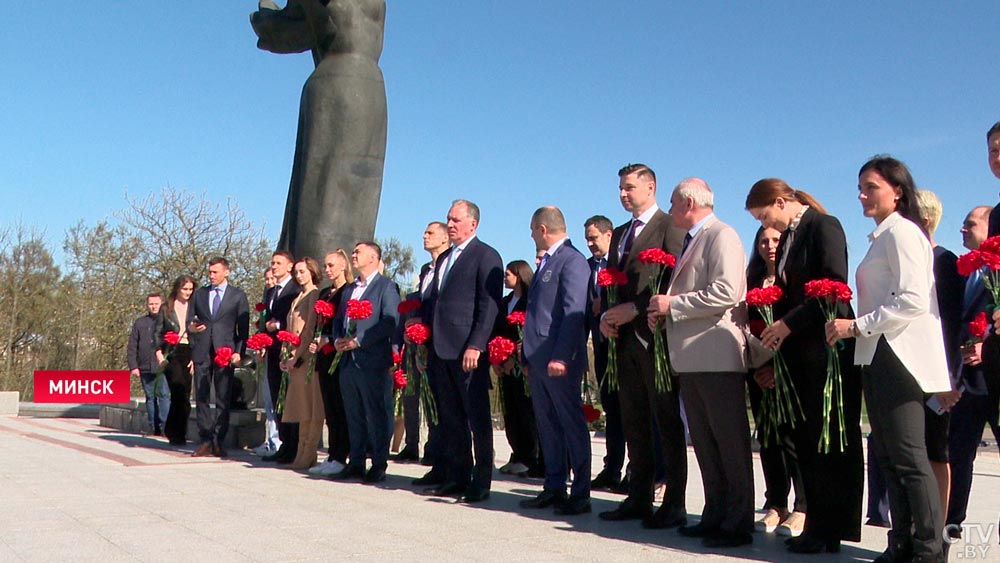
[915,189,943,236]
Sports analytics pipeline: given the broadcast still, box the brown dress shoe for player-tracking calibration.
[212,444,227,458]
[192,443,213,457]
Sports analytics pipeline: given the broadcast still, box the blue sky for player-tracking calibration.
[2,2,998,284]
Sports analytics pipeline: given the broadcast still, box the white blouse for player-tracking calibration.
[853,212,950,392]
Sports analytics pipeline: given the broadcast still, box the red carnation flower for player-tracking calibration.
[346,299,373,320]
[255,302,266,313]
[969,311,989,340]
[404,323,431,345]
[314,300,335,320]
[488,336,517,365]
[636,248,677,268]
[276,330,301,348]
[506,311,526,326]
[393,368,408,391]
[320,342,335,355]
[582,404,602,423]
[979,235,1000,256]
[597,267,628,287]
[957,250,983,277]
[831,281,853,303]
[746,286,783,307]
[246,332,274,351]
[214,346,234,368]
[397,298,421,315]
[163,331,180,346]
[392,350,403,366]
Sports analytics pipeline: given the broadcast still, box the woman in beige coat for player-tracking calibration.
[280,257,325,470]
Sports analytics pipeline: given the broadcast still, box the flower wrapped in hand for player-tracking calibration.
[597,267,629,392]
[403,322,436,424]
[805,278,853,453]
[637,248,677,393]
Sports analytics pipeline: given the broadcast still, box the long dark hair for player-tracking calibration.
[164,275,196,319]
[506,260,533,296]
[859,155,926,235]
[746,227,770,289]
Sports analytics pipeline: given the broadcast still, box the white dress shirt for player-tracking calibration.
[853,212,950,392]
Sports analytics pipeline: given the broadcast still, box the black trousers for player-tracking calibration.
[428,351,493,491]
[747,370,805,513]
[864,337,943,560]
[317,350,349,463]
[500,370,540,470]
[594,338,626,476]
[164,344,192,443]
[946,391,1000,530]
[615,331,687,509]
[194,358,233,446]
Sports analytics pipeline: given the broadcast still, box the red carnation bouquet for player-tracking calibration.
[488,336,517,413]
[154,330,182,396]
[306,299,336,384]
[275,330,301,414]
[328,299,373,376]
[581,366,603,427]
[957,235,1000,306]
[504,311,530,397]
[403,322,437,424]
[393,367,408,417]
[246,332,274,385]
[255,301,267,332]
[214,346,234,369]
[804,278,853,453]
[965,311,989,348]
[637,248,677,393]
[746,285,803,447]
[597,267,629,392]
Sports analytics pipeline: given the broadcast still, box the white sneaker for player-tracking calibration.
[505,462,529,476]
[252,441,279,457]
[310,459,345,476]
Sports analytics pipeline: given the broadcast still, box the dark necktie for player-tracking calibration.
[620,219,643,264]
[591,258,605,298]
[680,233,693,257]
[211,288,222,316]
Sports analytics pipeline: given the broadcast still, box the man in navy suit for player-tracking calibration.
[328,241,401,483]
[421,199,503,503]
[189,257,250,458]
[519,206,593,516]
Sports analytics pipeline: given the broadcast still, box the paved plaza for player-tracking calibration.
[0,415,997,562]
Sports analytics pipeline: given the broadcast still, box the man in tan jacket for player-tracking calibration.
[648,178,753,548]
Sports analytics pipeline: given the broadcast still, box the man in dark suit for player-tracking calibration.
[599,163,688,528]
[948,205,1000,538]
[189,257,250,457]
[396,221,450,465]
[420,200,503,503]
[583,215,627,492]
[259,251,303,462]
[519,206,592,516]
[328,241,401,483]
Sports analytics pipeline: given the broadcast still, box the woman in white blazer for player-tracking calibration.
[826,156,950,563]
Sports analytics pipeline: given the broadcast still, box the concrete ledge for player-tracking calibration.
[17,402,110,418]
[100,401,265,449]
[0,391,18,416]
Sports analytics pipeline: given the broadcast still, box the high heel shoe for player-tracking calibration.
[787,534,840,554]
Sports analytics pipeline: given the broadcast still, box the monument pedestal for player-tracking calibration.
[99,401,265,449]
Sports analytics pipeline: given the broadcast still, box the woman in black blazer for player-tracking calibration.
[493,260,541,478]
[156,275,196,446]
[745,178,863,554]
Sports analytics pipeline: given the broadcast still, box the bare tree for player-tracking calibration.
[377,236,416,292]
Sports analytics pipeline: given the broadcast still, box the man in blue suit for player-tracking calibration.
[188,257,250,458]
[328,241,401,483]
[519,206,593,515]
[421,199,503,503]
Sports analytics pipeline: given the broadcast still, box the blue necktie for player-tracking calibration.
[211,288,222,316]
[681,233,693,257]
[964,269,983,313]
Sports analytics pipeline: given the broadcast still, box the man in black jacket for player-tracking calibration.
[128,294,169,436]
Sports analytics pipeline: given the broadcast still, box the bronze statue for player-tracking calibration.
[251,0,387,260]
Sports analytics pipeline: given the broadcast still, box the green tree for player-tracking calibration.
[377,236,416,292]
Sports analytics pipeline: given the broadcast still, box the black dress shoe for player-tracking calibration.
[212,444,227,458]
[329,464,365,481]
[391,448,419,463]
[610,474,630,495]
[412,471,445,487]
[598,498,653,521]
[458,488,490,503]
[787,534,840,554]
[519,489,568,509]
[591,470,622,491]
[422,482,467,497]
[363,466,387,483]
[702,530,753,548]
[554,497,592,516]
[642,505,687,529]
[678,522,721,538]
